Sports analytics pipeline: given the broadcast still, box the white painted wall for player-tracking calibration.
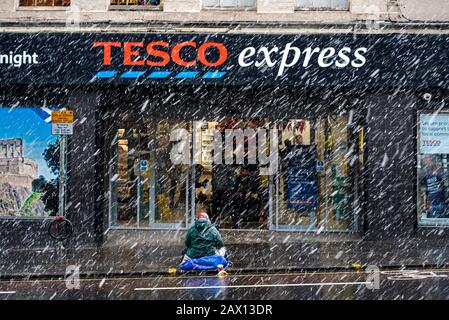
[399,0,449,21]
[351,0,387,14]
[71,0,108,12]
[0,0,15,13]
[164,0,201,13]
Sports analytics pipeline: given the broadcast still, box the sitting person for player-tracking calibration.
[181,212,226,265]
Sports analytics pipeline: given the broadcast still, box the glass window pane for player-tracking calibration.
[109,113,190,229]
[203,0,219,7]
[313,0,331,7]
[36,0,54,5]
[203,0,255,8]
[221,0,239,7]
[111,125,139,227]
[277,120,316,229]
[417,112,449,225]
[19,0,34,6]
[153,119,189,228]
[19,0,70,6]
[275,115,361,231]
[417,154,449,220]
[295,0,349,9]
[193,119,270,230]
[239,0,256,7]
[332,0,349,9]
[295,0,316,8]
[110,0,162,5]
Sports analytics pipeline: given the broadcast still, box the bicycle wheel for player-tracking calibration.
[48,217,73,241]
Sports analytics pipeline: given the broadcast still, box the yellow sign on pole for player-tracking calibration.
[51,110,74,124]
[51,110,74,135]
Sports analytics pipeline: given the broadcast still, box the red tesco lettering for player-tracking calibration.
[93,41,228,67]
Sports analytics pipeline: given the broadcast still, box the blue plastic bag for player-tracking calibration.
[180,255,228,271]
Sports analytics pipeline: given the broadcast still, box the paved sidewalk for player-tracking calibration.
[1,229,448,277]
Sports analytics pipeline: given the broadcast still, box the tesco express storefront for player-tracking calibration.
[1,32,449,250]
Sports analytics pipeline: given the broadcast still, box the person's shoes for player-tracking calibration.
[218,270,228,278]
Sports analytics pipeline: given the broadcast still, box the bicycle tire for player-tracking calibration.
[48,217,73,241]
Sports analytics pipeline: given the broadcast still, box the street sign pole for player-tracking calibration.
[52,109,73,217]
[58,134,67,217]
[49,110,74,243]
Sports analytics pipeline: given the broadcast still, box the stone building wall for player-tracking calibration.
[0,139,38,191]
[0,0,399,24]
[0,173,35,190]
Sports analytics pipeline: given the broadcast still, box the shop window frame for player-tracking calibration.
[16,0,70,10]
[294,0,350,11]
[416,109,449,228]
[103,104,363,233]
[106,113,192,231]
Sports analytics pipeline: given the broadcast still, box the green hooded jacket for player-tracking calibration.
[185,220,225,259]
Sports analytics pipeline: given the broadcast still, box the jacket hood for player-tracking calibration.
[194,219,210,231]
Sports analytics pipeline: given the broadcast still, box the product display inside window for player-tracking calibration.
[276,116,362,231]
[0,107,61,218]
[192,119,271,229]
[417,112,449,225]
[19,0,69,6]
[109,113,189,228]
[109,0,162,6]
[108,111,363,231]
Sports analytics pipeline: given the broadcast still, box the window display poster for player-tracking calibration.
[423,173,447,218]
[0,107,58,217]
[286,168,318,210]
[420,113,449,154]
[284,145,317,210]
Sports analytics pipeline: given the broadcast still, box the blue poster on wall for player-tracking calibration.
[284,145,318,210]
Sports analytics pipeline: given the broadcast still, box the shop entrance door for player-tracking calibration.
[109,113,191,229]
[147,119,191,229]
[274,120,318,231]
[315,114,361,231]
[191,119,271,230]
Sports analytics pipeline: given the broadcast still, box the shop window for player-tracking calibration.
[109,112,190,229]
[109,0,162,7]
[417,112,449,226]
[0,107,62,218]
[203,0,256,10]
[192,119,271,230]
[19,0,70,6]
[294,0,350,10]
[275,115,363,231]
[191,116,362,231]
[107,111,363,232]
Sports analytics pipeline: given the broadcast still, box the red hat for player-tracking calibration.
[197,212,209,221]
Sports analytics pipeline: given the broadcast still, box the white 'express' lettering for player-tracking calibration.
[237,44,368,76]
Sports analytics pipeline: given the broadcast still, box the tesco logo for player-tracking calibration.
[93,41,228,67]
